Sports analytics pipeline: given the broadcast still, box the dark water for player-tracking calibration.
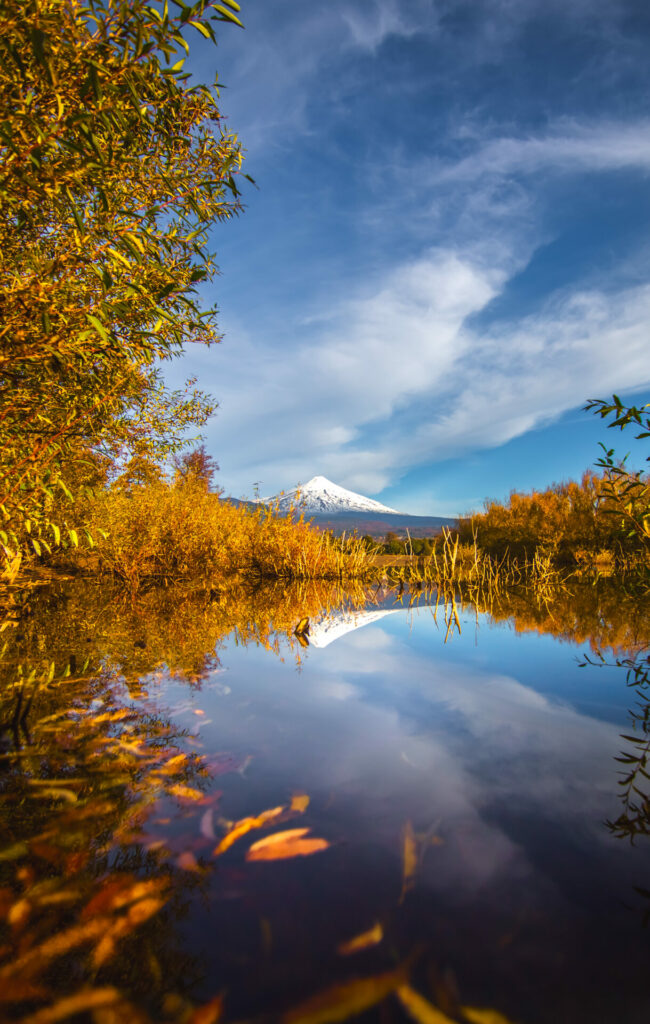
[1,581,650,1023]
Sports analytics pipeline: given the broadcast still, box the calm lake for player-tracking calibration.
[2,581,650,1023]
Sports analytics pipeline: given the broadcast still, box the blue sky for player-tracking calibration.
[171,0,650,515]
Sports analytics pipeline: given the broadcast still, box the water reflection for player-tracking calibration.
[0,579,649,1023]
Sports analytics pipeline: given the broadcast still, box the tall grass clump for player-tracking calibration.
[79,480,369,590]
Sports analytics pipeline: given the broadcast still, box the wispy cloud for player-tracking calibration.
[204,234,650,502]
[434,120,650,183]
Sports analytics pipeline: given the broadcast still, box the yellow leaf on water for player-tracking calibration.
[462,1008,518,1024]
[282,965,407,1024]
[401,820,417,900]
[290,792,310,813]
[214,805,286,856]
[396,985,457,1024]
[337,921,383,955]
[246,828,329,862]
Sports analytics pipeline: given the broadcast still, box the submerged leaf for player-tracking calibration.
[462,1008,518,1024]
[396,985,458,1024]
[188,994,224,1024]
[282,965,407,1024]
[401,820,417,899]
[337,921,383,955]
[18,986,123,1023]
[246,828,329,862]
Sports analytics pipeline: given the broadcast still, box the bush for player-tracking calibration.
[82,481,368,589]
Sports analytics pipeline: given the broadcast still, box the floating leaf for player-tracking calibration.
[290,792,310,813]
[337,921,383,955]
[214,805,285,856]
[246,828,329,862]
[396,985,457,1024]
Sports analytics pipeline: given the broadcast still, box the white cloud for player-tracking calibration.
[207,249,505,496]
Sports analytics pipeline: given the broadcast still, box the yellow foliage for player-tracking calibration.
[82,481,370,589]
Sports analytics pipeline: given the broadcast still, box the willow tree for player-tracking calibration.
[0,0,246,573]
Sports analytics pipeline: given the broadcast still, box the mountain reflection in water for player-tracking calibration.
[1,579,649,1024]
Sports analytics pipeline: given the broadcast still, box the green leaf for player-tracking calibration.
[68,528,79,548]
[31,538,42,556]
[214,6,243,27]
[86,314,110,343]
[189,19,213,39]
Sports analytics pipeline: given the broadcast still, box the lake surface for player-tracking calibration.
[1,581,650,1023]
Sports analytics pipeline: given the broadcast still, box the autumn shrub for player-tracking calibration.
[458,471,633,563]
[82,481,369,589]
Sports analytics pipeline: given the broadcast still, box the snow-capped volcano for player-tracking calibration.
[258,475,400,515]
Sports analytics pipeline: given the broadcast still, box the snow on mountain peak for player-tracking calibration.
[257,475,401,515]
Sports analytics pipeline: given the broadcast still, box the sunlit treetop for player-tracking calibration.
[0,0,247,564]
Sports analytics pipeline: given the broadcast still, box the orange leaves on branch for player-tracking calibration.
[246,828,329,862]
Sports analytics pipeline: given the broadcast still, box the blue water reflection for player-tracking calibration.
[149,596,650,1022]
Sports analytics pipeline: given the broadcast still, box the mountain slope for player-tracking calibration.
[258,475,400,515]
